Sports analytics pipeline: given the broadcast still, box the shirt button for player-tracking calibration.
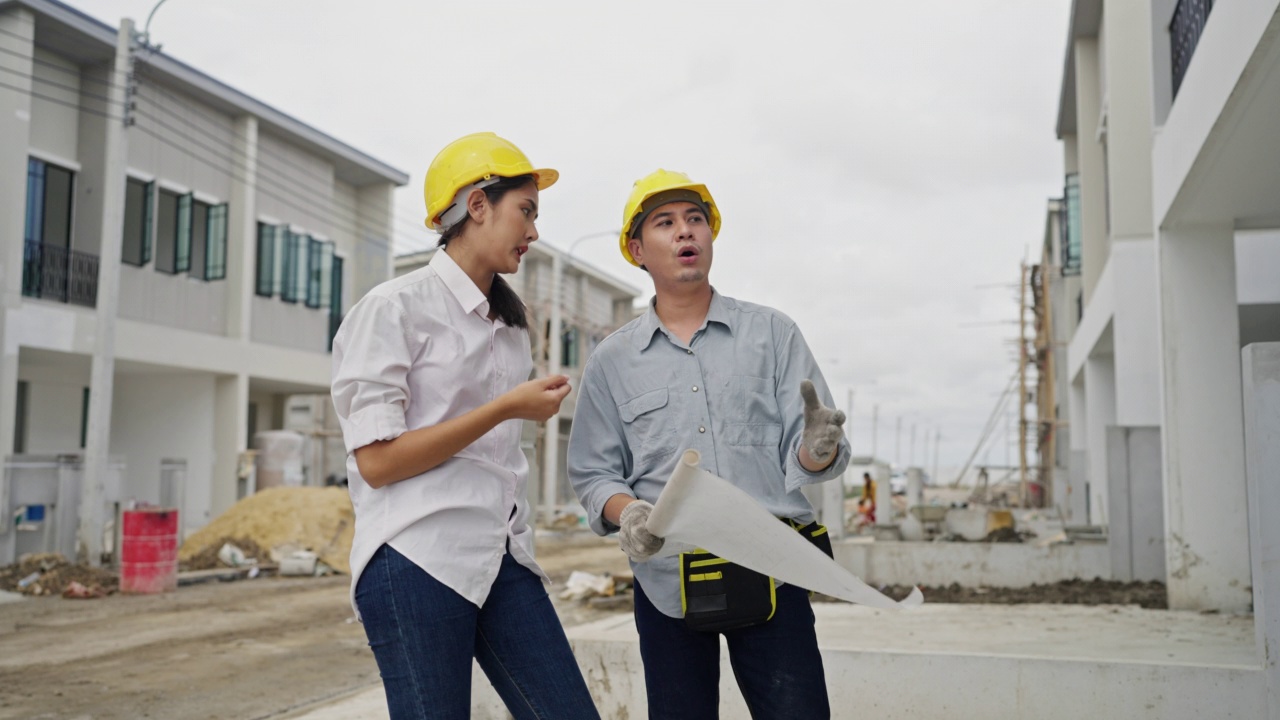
[687,349,693,355]
[698,426,706,433]
[692,385,699,392]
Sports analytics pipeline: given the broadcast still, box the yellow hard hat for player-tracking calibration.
[619,169,720,266]
[424,132,558,231]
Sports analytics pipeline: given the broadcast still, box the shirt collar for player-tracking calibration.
[632,288,734,352]
[431,249,489,318]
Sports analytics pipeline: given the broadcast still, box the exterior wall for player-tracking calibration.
[1107,425,1165,582]
[1243,342,1280,717]
[129,80,235,203]
[111,372,216,527]
[1073,37,1109,305]
[19,377,85,454]
[118,264,228,335]
[255,132,334,235]
[28,48,79,164]
[249,295,329,354]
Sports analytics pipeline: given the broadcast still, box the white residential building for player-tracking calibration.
[0,0,407,560]
[1056,0,1280,612]
[395,242,642,517]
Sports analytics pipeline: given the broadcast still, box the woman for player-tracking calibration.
[331,132,599,719]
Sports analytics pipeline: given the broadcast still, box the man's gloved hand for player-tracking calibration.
[618,500,665,563]
[800,379,846,465]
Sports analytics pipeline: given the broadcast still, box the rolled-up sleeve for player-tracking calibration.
[331,295,414,454]
[774,322,851,493]
[567,355,635,535]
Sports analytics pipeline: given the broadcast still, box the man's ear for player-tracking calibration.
[627,235,644,266]
[465,188,488,224]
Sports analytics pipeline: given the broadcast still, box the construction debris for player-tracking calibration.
[0,553,119,597]
[180,536,272,571]
[870,578,1168,609]
[178,486,354,574]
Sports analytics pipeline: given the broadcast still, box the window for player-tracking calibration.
[22,158,77,300]
[1062,174,1082,276]
[328,255,344,351]
[122,179,154,266]
[24,158,74,249]
[14,381,29,454]
[281,229,302,302]
[305,237,323,308]
[256,222,275,296]
[205,203,227,280]
[79,387,90,449]
[154,190,227,280]
[562,326,580,368]
[318,241,335,309]
[188,199,209,279]
[154,189,180,273]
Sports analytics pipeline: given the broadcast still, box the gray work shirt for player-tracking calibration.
[567,290,850,618]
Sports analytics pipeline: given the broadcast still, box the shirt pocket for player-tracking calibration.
[724,422,784,447]
[619,387,674,462]
[731,374,779,422]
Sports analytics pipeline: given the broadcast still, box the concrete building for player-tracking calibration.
[0,0,407,560]
[395,241,642,518]
[1056,0,1280,611]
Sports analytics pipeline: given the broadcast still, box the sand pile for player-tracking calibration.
[178,486,354,574]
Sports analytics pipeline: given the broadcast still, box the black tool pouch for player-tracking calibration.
[679,551,776,633]
[790,519,835,559]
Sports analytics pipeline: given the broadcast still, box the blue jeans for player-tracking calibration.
[634,579,830,720]
[356,544,599,720]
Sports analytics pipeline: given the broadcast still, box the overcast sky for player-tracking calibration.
[77,0,1072,473]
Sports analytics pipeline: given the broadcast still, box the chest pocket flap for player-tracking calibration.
[620,387,668,423]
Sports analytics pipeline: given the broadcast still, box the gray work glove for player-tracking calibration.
[800,379,846,464]
[618,500,664,563]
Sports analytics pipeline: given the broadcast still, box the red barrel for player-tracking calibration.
[120,508,179,594]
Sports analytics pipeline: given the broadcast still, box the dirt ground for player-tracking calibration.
[0,533,628,720]
[0,531,1168,719]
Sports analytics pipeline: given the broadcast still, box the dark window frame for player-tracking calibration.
[122,177,155,267]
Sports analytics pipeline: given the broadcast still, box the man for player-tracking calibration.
[567,169,850,719]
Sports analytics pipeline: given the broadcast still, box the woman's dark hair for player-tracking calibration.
[437,174,537,329]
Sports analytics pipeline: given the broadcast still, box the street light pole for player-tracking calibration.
[542,231,618,521]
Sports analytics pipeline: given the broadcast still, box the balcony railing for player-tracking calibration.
[1170,0,1214,99]
[22,240,99,307]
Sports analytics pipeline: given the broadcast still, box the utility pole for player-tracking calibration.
[894,416,902,469]
[79,18,136,564]
[1018,261,1030,507]
[933,429,941,484]
[871,404,879,460]
[846,388,855,453]
[908,422,917,467]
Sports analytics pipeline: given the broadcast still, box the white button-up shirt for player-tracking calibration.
[331,249,544,618]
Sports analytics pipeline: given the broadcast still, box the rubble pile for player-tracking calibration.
[0,553,119,597]
[178,486,354,573]
[180,536,273,571]
[875,578,1168,609]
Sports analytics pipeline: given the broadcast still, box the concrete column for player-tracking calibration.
[1073,38,1110,306]
[1066,376,1088,522]
[906,467,924,508]
[225,115,257,339]
[1084,354,1116,525]
[1242,343,1280,718]
[1157,225,1251,611]
[1101,0,1154,240]
[211,373,248,518]
[79,20,133,564]
[0,8,35,461]
[543,252,563,516]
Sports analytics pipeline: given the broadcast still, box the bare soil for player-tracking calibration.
[0,531,1171,720]
[873,578,1169,609]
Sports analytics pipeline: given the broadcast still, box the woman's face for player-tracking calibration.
[478,183,540,275]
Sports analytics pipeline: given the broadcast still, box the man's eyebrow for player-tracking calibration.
[647,209,675,223]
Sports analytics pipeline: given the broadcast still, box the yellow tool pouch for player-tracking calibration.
[678,520,834,632]
[679,551,776,632]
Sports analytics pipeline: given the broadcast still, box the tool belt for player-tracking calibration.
[679,519,834,633]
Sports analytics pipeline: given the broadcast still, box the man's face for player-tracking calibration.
[627,201,713,285]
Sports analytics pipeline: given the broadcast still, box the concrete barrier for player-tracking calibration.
[832,538,1111,588]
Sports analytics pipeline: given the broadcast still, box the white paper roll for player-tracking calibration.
[646,449,924,610]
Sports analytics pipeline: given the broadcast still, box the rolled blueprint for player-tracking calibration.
[646,449,924,610]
